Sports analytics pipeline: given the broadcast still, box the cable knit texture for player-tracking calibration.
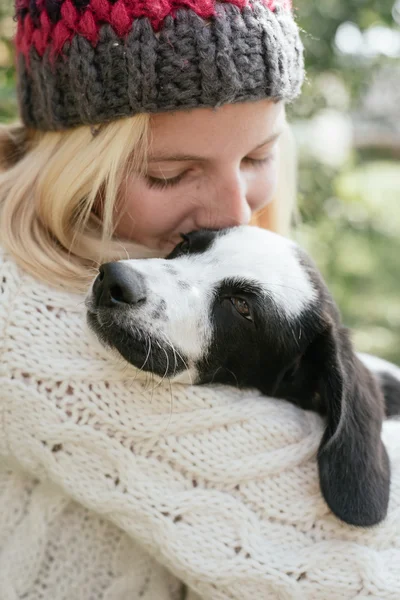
[15,0,304,130]
[1,245,400,600]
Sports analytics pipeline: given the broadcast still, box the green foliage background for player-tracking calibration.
[291,0,400,364]
[1,0,399,364]
[0,0,16,122]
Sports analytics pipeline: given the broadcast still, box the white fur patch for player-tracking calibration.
[358,352,400,382]
[205,227,316,318]
[116,257,211,363]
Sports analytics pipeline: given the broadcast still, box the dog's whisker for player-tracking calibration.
[149,345,171,393]
[208,366,222,384]
[290,326,301,349]
[144,337,152,370]
[165,339,179,379]
[159,378,175,436]
[226,369,240,389]
[147,338,156,401]
[209,366,239,389]
[160,333,193,385]
[158,335,178,376]
[161,346,170,383]
[136,337,153,392]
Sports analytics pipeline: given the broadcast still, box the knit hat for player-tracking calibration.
[15,0,304,131]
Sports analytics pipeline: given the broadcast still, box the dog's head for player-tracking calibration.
[86,226,390,527]
[86,227,324,389]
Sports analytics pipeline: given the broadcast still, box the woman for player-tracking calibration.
[0,1,399,598]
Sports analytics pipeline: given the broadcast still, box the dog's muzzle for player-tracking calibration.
[92,263,147,309]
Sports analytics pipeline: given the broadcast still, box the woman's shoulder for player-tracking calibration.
[0,244,23,291]
[0,245,89,373]
[0,245,27,332]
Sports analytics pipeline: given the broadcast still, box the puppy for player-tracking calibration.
[86,226,400,527]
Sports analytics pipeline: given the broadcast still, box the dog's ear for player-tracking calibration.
[313,319,390,526]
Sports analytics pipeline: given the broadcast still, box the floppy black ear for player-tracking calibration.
[315,322,390,526]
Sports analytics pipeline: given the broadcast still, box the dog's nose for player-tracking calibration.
[93,262,146,308]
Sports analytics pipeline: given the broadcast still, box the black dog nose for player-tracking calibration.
[93,262,147,308]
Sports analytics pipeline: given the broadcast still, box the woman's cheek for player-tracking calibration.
[268,160,280,200]
[251,164,278,211]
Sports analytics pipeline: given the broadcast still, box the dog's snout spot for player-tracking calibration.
[151,299,168,321]
[164,264,178,276]
[178,280,190,290]
[151,309,167,321]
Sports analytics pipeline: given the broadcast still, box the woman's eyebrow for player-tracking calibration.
[148,153,207,163]
[253,131,282,149]
[148,131,283,163]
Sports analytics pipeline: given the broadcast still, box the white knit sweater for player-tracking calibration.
[1,246,400,600]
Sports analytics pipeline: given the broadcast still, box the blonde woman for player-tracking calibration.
[0,1,399,598]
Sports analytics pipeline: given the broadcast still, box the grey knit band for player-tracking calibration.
[17,3,304,131]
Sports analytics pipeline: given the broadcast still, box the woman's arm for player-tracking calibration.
[1,254,400,600]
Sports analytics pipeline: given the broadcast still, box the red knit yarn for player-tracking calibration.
[16,0,291,58]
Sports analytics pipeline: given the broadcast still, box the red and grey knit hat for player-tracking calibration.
[15,0,304,131]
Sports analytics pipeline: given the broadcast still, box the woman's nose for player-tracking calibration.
[195,172,252,230]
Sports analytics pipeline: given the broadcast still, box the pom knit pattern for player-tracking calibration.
[14,0,304,130]
[1,246,400,600]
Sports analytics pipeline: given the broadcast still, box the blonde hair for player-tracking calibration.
[0,115,297,294]
[251,123,298,235]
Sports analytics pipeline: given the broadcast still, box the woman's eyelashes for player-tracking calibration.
[242,155,273,168]
[144,154,274,190]
[145,171,188,190]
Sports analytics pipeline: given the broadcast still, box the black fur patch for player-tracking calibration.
[166,229,221,259]
[87,311,185,377]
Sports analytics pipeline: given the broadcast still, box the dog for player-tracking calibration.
[86,226,400,527]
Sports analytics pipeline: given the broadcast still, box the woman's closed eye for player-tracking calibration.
[145,171,189,190]
[144,152,274,190]
[242,153,274,168]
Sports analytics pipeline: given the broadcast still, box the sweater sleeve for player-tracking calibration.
[1,253,400,600]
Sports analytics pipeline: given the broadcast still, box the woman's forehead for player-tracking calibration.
[148,99,285,160]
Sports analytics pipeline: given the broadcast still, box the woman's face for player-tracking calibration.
[116,99,285,252]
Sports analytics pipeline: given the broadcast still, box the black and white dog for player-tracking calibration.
[86,226,400,527]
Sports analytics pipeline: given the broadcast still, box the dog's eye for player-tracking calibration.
[230,297,252,321]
